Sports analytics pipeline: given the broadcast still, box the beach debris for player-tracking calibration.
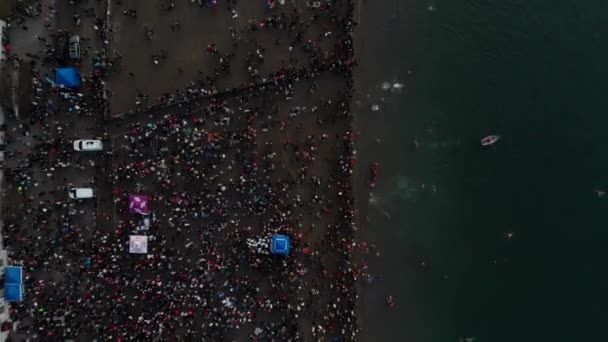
[371,104,380,111]
[386,295,395,309]
[594,189,606,197]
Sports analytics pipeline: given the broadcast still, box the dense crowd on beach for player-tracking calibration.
[0,0,363,340]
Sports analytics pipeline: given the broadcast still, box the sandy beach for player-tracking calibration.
[1,0,361,340]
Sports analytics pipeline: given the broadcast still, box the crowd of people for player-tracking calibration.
[1,0,365,340]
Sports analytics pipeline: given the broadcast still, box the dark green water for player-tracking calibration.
[355,0,608,341]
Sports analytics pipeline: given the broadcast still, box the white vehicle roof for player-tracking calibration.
[73,139,103,151]
[69,35,80,59]
[68,188,95,199]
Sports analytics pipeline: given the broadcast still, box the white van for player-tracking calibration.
[68,187,95,199]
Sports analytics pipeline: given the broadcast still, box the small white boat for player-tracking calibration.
[481,135,500,146]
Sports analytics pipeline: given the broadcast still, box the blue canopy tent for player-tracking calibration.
[55,67,80,88]
[5,284,22,302]
[4,266,23,302]
[270,235,290,255]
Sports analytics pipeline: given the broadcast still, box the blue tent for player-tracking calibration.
[5,284,22,302]
[5,266,22,284]
[55,67,80,88]
[4,266,23,302]
[270,235,290,255]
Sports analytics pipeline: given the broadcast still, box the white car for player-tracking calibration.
[68,187,95,199]
[73,140,103,151]
[69,35,80,60]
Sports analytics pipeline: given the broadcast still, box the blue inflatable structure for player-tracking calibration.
[55,67,81,88]
[4,266,23,302]
[270,235,290,255]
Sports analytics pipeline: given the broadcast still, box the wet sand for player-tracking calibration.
[353,0,428,340]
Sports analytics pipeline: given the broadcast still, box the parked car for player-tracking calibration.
[68,187,95,199]
[69,35,80,60]
[73,139,103,151]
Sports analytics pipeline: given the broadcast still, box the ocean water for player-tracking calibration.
[354,0,608,341]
